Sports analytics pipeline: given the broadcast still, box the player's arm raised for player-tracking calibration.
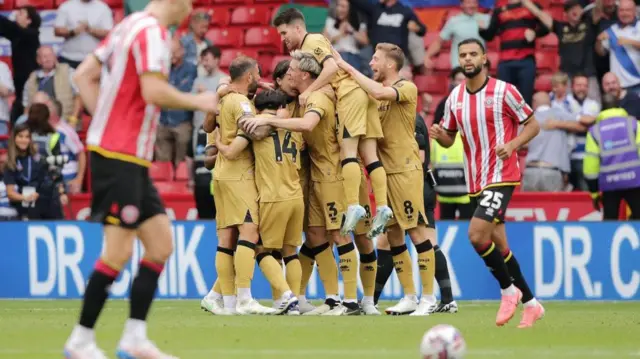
[214,129,250,160]
[241,111,320,134]
[332,49,396,101]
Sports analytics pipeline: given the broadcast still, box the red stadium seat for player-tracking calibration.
[231,5,273,26]
[112,8,125,24]
[254,0,287,4]
[101,0,123,8]
[486,52,500,70]
[270,55,291,73]
[535,74,553,92]
[434,53,452,73]
[205,28,244,48]
[193,0,211,6]
[220,48,259,68]
[244,27,282,52]
[212,0,247,5]
[549,5,565,21]
[0,0,14,10]
[423,32,440,49]
[414,75,448,95]
[535,51,559,72]
[15,0,53,9]
[446,9,462,21]
[154,181,190,194]
[486,38,500,52]
[150,162,174,182]
[206,7,231,26]
[175,162,189,181]
[536,33,558,50]
[257,53,274,75]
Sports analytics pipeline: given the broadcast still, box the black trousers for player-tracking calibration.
[194,184,216,220]
[602,187,640,220]
[439,201,474,220]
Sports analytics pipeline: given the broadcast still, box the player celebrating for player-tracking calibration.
[242,51,360,315]
[64,1,218,357]
[334,44,437,316]
[273,9,393,237]
[214,89,302,315]
[430,38,544,327]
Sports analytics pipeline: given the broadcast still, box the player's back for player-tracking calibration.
[301,86,341,182]
[378,80,422,173]
[87,12,171,164]
[252,114,303,202]
[301,34,358,97]
[214,93,256,180]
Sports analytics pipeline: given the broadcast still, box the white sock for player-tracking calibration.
[122,319,147,342]
[421,294,436,303]
[237,288,252,301]
[299,295,308,303]
[206,289,222,301]
[69,325,95,344]
[523,298,538,308]
[500,284,517,296]
[406,294,418,302]
[280,290,293,301]
[362,296,374,304]
[223,295,236,309]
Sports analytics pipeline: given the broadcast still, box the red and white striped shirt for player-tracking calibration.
[87,12,171,166]
[442,77,533,195]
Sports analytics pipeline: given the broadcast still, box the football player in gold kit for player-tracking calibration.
[335,44,437,316]
[273,8,393,238]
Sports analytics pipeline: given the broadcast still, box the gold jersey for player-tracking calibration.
[302,86,341,182]
[377,80,422,174]
[213,93,256,180]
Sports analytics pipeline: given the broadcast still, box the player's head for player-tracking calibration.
[532,91,551,110]
[602,93,620,111]
[460,0,479,16]
[15,6,41,29]
[288,50,322,90]
[551,71,569,97]
[370,43,404,82]
[457,38,486,79]
[602,72,621,98]
[229,56,260,95]
[571,73,589,101]
[8,123,36,170]
[450,67,466,88]
[254,89,288,113]
[273,9,307,51]
[273,59,298,97]
[200,46,221,74]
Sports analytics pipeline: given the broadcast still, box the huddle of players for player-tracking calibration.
[199,8,445,316]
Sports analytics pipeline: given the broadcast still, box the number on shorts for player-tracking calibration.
[403,200,414,215]
[479,190,503,210]
[271,131,298,163]
[326,202,338,220]
[364,205,372,219]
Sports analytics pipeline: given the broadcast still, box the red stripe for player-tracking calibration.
[140,259,164,274]
[469,87,481,194]
[501,248,511,258]
[95,259,119,278]
[499,48,535,61]
[484,79,498,186]
[475,240,493,253]
[500,28,527,42]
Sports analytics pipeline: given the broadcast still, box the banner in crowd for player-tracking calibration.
[0,221,637,300]
[0,11,64,57]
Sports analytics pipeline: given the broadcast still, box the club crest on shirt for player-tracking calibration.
[314,47,323,55]
[485,98,494,107]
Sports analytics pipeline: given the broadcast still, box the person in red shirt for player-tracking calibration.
[431,38,544,328]
[63,0,217,357]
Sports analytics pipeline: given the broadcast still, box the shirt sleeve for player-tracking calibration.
[441,94,457,132]
[504,84,534,124]
[439,18,454,40]
[93,35,112,64]
[132,26,170,76]
[233,97,255,138]
[97,6,114,30]
[415,115,428,150]
[301,34,334,65]
[392,81,417,103]
[205,132,216,150]
[304,92,327,119]
[0,63,14,93]
[54,6,69,28]
[62,129,84,154]
[3,169,17,186]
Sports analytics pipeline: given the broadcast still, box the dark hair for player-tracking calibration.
[200,45,221,59]
[27,103,55,135]
[254,90,288,112]
[272,59,291,83]
[601,93,620,110]
[7,123,37,171]
[450,67,464,80]
[18,6,41,29]
[563,0,582,12]
[273,8,305,27]
[572,72,588,81]
[458,38,486,54]
[229,56,257,81]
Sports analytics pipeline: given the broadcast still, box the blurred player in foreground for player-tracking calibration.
[431,38,544,328]
[64,0,218,357]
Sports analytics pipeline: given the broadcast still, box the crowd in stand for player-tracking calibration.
[0,0,639,220]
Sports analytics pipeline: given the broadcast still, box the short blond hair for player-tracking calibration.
[551,71,569,86]
[375,43,405,71]
[291,50,322,77]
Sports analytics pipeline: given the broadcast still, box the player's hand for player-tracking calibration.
[24,192,39,202]
[408,20,420,33]
[429,123,446,140]
[524,28,536,43]
[75,22,88,34]
[213,127,222,145]
[495,142,515,160]
[241,117,269,134]
[298,90,310,107]
[194,92,219,113]
[597,31,609,41]
[258,81,275,90]
[617,37,632,46]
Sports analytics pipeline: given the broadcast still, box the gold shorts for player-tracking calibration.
[387,170,428,230]
[354,170,373,236]
[365,95,383,139]
[259,198,304,249]
[337,88,368,139]
[299,151,311,232]
[308,180,345,231]
[213,179,259,229]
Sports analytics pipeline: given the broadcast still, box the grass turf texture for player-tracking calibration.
[0,301,639,359]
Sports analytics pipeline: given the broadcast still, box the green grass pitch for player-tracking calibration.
[0,300,639,358]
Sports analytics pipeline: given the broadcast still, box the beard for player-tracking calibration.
[248,81,259,97]
[462,64,483,78]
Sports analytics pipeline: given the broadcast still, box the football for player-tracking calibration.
[420,324,467,359]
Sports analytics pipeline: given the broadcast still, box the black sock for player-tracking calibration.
[130,260,163,321]
[475,242,512,289]
[79,260,119,329]
[434,245,454,304]
[374,249,394,305]
[503,249,534,302]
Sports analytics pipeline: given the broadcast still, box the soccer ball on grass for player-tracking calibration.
[419,324,466,359]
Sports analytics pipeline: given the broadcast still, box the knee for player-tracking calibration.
[282,245,297,258]
[467,225,486,247]
[147,238,174,263]
[332,232,350,246]
[104,246,133,269]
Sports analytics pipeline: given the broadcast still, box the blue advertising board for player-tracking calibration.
[0,221,638,300]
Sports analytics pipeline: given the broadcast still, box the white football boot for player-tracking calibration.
[435,301,459,314]
[273,292,299,315]
[64,341,108,359]
[410,295,438,316]
[340,204,367,235]
[361,299,381,316]
[200,296,231,315]
[367,205,394,239]
[236,298,278,315]
[297,298,316,314]
[303,298,340,316]
[385,295,418,315]
[116,338,179,359]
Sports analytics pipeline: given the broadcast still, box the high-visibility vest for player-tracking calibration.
[431,133,470,204]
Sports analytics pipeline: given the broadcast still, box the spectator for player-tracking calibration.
[596,0,640,95]
[0,149,18,220]
[480,0,550,105]
[602,71,640,118]
[0,61,14,143]
[522,92,574,192]
[586,0,619,87]
[0,6,41,123]
[425,0,490,70]
[348,0,427,65]
[181,11,212,75]
[324,0,370,74]
[434,67,466,124]
[54,0,113,69]
[538,0,600,102]
[192,46,225,129]
[550,72,581,115]
[156,40,197,167]
[22,46,81,122]
[186,125,215,219]
[4,123,65,220]
[419,93,432,122]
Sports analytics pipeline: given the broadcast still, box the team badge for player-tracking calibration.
[121,205,140,224]
[314,47,322,55]
[485,98,493,106]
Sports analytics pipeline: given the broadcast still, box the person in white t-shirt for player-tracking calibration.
[0,61,13,145]
[323,0,369,74]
